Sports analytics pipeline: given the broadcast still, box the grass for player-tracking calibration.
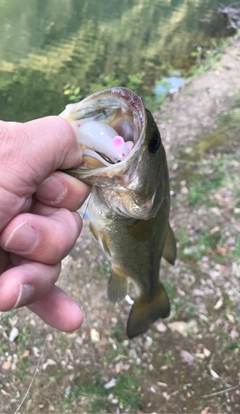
[64,374,105,409]
[189,38,232,79]
[15,357,31,381]
[165,279,197,321]
[64,371,141,412]
[164,350,174,364]
[234,237,240,259]
[172,101,240,258]
[113,374,141,410]
[110,321,125,340]
[178,231,219,262]
[186,176,223,207]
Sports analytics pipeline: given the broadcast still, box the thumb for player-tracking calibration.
[0,116,82,230]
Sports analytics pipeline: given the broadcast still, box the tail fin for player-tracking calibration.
[108,270,128,304]
[126,282,170,339]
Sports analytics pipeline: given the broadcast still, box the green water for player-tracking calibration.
[0,0,229,122]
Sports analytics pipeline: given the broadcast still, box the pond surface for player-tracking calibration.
[0,0,230,121]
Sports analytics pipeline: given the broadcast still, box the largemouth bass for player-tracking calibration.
[59,87,177,338]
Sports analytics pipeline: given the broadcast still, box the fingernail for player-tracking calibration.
[37,176,67,202]
[5,222,39,253]
[13,283,35,309]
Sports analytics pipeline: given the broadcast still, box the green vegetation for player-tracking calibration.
[64,375,106,411]
[113,374,140,410]
[110,321,124,340]
[1,2,232,122]
[15,356,31,381]
[89,72,145,94]
[16,327,31,355]
[64,372,141,412]
[1,13,240,412]
[176,229,219,262]
[63,84,82,102]
[189,38,232,78]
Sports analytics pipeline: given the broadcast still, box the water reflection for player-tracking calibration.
[0,0,229,121]
[155,75,185,98]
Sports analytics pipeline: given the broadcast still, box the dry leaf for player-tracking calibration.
[162,391,171,401]
[115,363,130,373]
[160,365,169,371]
[214,297,223,310]
[3,360,11,370]
[230,328,239,340]
[210,226,220,234]
[201,407,210,414]
[157,381,168,387]
[215,247,226,256]
[209,367,220,379]
[22,350,30,358]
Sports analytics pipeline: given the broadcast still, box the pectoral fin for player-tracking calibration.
[108,268,129,304]
[89,223,111,257]
[162,224,177,265]
[127,282,170,339]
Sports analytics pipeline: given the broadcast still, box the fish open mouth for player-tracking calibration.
[60,88,145,170]
[78,120,135,169]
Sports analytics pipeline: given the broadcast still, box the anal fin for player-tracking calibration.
[163,224,177,265]
[127,282,170,339]
[108,269,128,304]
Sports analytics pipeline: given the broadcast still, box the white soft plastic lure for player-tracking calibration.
[77,120,133,166]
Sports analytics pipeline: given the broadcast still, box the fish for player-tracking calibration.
[59,87,177,339]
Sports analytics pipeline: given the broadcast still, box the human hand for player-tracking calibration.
[0,116,91,331]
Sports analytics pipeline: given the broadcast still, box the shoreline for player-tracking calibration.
[153,34,240,159]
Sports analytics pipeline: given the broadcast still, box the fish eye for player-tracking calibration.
[148,135,161,154]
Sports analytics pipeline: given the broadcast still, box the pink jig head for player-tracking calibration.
[77,120,134,164]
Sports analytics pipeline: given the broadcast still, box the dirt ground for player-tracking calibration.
[0,35,240,414]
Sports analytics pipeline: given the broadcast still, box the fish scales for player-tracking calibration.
[59,87,177,338]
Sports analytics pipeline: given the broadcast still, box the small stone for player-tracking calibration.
[32,347,40,358]
[168,321,198,337]
[9,327,19,342]
[145,336,153,347]
[203,348,211,358]
[162,392,170,401]
[180,349,195,366]
[90,328,100,342]
[180,187,189,195]
[104,379,116,389]
[42,359,57,370]
[156,322,167,333]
